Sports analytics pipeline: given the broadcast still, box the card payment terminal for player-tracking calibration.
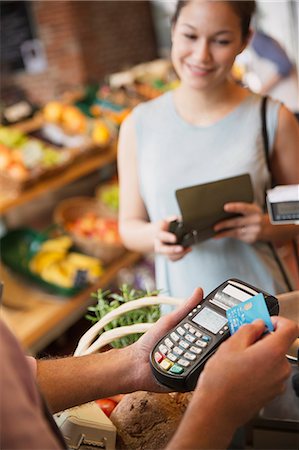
[150,279,279,391]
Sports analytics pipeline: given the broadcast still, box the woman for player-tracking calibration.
[118,0,299,307]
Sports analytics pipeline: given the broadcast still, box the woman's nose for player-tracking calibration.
[193,39,212,63]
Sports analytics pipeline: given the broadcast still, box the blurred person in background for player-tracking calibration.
[234,27,299,116]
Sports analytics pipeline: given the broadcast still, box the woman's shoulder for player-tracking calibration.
[241,92,281,121]
[244,91,280,108]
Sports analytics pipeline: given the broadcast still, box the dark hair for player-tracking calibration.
[172,1,256,41]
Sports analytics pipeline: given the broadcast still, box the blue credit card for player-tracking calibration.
[226,293,274,335]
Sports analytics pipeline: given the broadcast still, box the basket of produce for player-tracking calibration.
[0,227,103,296]
[54,196,125,264]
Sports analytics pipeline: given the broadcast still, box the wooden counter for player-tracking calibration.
[1,251,141,355]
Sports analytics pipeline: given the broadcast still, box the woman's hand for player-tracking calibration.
[154,217,192,261]
[213,202,263,244]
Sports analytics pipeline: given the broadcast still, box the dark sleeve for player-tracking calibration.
[251,31,293,77]
[1,321,63,449]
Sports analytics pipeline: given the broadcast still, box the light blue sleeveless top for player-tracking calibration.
[133,91,293,308]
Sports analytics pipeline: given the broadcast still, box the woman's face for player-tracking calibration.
[171,0,247,91]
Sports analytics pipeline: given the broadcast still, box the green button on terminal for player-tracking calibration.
[170,364,184,374]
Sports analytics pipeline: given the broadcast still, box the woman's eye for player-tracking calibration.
[184,33,197,40]
[214,40,231,45]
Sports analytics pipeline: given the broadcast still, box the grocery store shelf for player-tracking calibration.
[0,143,117,214]
[1,250,141,355]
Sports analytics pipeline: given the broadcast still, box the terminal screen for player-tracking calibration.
[192,307,228,334]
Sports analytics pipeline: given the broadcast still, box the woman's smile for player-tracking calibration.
[185,62,215,76]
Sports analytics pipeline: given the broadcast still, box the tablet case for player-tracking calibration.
[175,173,254,243]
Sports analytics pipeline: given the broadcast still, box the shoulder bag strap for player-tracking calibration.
[261,96,271,177]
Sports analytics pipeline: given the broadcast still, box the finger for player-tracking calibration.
[268,316,299,349]
[214,215,261,232]
[225,320,267,349]
[168,248,192,261]
[213,228,244,240]
[214,225,260,242]
[156,288,204,334]
[158,230,177,244]
[224,202,261,215]
[166,215,180,223]
[158,243,187,255]
[159,219,171,231]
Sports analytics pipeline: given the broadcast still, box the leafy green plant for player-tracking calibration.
[86,284,161,348]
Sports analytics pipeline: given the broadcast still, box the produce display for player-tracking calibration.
[29,235,103,288]
[86,284,160,348]
[107,58,179,101]
[0,126,71,184]
[66,212,121,245]
[96,181,119,214]
[0,227,105,296]
[53,196,125,264]
[42,101,114,148]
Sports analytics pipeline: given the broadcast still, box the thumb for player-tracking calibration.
[155,288,204,336]
[169,288,204,326]
[159,219,170,232]
[227,319,266,349]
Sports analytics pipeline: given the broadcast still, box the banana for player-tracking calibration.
[41,261,73,288]
[30,250,65,275]
[29,243,103,288]
[66,252,103,279]
[40,236,72,252]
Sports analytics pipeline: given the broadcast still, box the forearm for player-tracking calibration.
[259,214,299,244]
[120,219,157,253]
[166,391,235,450]
[36,347,138,414]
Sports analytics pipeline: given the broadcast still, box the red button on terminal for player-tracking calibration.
[154,352,164,363]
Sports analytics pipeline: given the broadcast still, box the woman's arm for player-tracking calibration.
[117,113,191,260]
[259,105,299,243]
[117,113,157,253]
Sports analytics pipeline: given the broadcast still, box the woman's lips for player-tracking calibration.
[186,63,214,76]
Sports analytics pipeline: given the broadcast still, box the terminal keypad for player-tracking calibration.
[154,320,213,376]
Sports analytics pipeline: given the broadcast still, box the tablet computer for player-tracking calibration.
[175,173,254,243]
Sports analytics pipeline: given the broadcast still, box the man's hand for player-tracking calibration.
[130,288,203,392]
[167,316,298,450]
[194,316,298,427]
